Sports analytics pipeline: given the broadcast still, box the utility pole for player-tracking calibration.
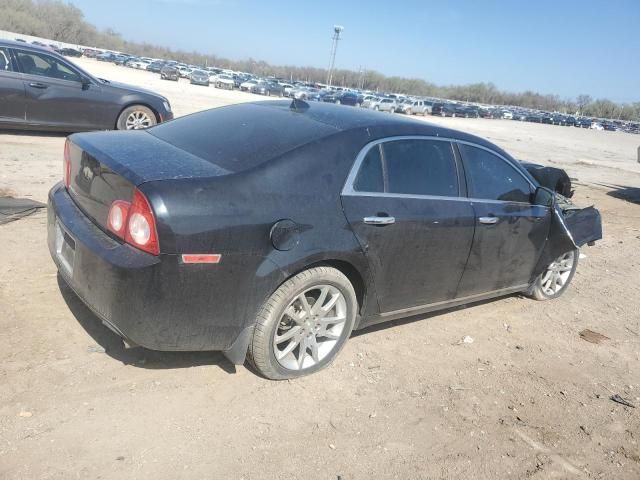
[326,25,344,87]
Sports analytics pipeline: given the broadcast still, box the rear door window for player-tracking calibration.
[351,139,459,197]
[382,140,458,196]
[459,144,532,203]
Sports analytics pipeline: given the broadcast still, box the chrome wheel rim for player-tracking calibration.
[540,251,575,296]
[125,111,152,130]
[273,285,347,371]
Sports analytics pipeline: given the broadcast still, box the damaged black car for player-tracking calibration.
[47,100,602,379]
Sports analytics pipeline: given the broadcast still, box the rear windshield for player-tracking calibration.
[147,103,339,173]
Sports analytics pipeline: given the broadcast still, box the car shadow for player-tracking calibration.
[57,274,237,373]
[598,183,640,205]
[0,129,70,137]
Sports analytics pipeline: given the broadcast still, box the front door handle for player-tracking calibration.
[28,82,48,89]
[364,216,395,225]
[478,216,499,225]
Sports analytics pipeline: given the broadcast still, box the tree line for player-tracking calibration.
[1,0,638,121]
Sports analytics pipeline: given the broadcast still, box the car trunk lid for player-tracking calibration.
[66,131,230,232]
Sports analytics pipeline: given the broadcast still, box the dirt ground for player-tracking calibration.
[1,59,639,479]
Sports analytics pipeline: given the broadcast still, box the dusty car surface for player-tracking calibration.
[47,100,602,379]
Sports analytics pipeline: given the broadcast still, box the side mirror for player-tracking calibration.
[533,186,555,207]
[81,77,92,90]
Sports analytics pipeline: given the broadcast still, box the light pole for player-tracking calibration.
[326,25,344,87]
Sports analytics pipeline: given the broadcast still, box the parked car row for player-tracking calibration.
[16,38,638,134]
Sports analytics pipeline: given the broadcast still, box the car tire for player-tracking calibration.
[116,105,157,130]
[527,250,579,301]
[247,266,357,380]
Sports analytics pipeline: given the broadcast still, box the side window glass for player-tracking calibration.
[0,47,12,71]
[16,50,80,82]
[381,140,458,196]
[353,145,384,193]
[459,144,531,203]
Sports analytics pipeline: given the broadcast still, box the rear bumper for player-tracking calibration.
[47,183,261,353]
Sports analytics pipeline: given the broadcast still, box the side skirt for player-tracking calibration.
[356,284,529,329]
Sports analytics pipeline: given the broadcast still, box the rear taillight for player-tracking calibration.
[107,200,131,238]
[107,189,159,256]
[63,139,71,188]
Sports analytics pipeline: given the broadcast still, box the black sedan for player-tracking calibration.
[0,40,172,131]
[321,90,359,106]
[47,100,601,379]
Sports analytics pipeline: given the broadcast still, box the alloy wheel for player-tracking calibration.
[540,251,575,296]
[125,111,153,130]
[272,285,347,371]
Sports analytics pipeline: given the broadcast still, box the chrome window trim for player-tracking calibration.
[341,135,537,206]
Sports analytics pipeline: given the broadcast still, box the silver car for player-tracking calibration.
[409,99,433,115]
[372,98,397,113]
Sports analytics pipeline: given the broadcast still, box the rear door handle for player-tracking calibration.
[478,216,499,225]
[364,216,395,225]
[28,82,48,89]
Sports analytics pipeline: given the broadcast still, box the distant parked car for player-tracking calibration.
[321,90,359,106]
[250,80,284,96]
[214,74,235,89]
[372,98,397,112]
[575,117,592,128]
[146,61,166,73]
[0,39,172,131]
[240,79,258,91]
[407,99,432,115]
[294,87,321,101]
[160,65,180,81]
[502,110,514,120]
[96,52,116,62]
[189,70,210,86]
[59,48,82,57]
[454,104,480,118]
[431,102,456,117]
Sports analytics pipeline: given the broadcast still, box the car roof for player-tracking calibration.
[147,100,511,174]
[0,38,58,53]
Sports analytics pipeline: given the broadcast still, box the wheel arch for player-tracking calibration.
[115,102,161,129]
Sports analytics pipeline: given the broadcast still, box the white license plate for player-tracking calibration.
[55,222,75,276]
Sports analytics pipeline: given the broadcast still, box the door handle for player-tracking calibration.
[28,82,48,89]
[364,216,395,225]
[478,216,499,225]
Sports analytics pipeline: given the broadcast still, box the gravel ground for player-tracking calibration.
[1,58,639,479]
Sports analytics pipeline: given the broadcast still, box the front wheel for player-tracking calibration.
[116,105,157,130]
[527,250,578,300]
[248,266,357,380]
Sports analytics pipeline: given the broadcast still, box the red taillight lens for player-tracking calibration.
[107,200,131,238]
[107,189,159,256]
[63,139,71,188]
[124,189,159,256]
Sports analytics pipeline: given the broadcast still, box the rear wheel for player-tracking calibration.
[116,105,156,130]
[248,266,357,380]
[528,250,578,300]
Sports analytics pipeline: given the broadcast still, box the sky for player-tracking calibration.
[72,0,640,102]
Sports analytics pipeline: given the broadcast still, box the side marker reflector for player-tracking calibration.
[181,254,221,264]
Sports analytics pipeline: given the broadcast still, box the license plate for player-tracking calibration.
[55,222,75,277]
